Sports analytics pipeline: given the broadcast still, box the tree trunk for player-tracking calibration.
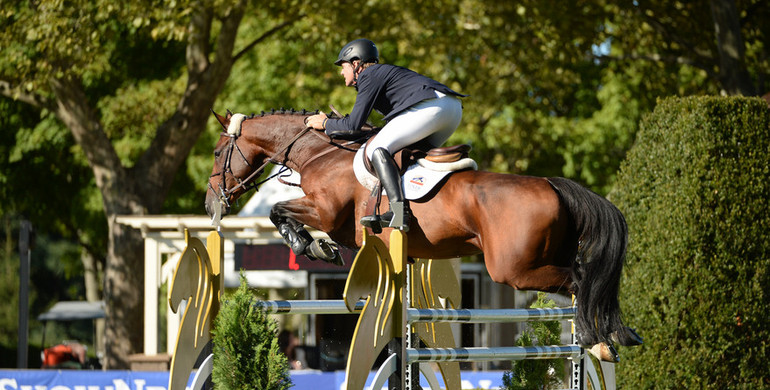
[26,0,296,368]
[103,216,145,368]
[81,247,104,359]
[82,250,101,303]
[709,0,757,95]
[50,76,150,369]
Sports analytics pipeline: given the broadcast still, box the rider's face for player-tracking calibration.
[340,61,359,87]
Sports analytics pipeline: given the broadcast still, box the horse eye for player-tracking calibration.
[214,151,221,157]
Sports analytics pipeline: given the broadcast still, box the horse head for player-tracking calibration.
[204,109,315,222]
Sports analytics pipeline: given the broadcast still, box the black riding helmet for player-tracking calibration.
[334,38,379,66]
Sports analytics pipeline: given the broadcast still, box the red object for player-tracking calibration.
[289,250,300,270]
[43,344,75,367]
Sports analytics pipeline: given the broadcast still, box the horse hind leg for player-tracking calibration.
[487,261,572,294]
[517,265,645,362]
[588,342,620,363]
[485,250,633,363]
[587,327,643,363]
[612,327,643,346]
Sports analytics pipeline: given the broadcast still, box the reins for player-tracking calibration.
[277,130,364,187]
[297,133,363,172]
[230,126,311,187]
[210,120,367,207]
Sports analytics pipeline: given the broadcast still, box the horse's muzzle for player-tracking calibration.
[204,193,230,225]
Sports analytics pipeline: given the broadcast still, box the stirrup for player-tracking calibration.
[360,214,385,234]
[360,206,410,232]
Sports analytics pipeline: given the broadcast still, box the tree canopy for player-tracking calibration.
[1,0,767,368]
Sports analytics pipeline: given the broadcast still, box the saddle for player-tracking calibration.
[362,139,472,176]
[325,105,471,174]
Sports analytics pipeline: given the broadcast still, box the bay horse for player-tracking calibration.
[204,109,641,360]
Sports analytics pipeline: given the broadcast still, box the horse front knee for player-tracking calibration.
[269,204,287,227]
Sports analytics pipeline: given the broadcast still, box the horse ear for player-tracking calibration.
[211,109,228,131]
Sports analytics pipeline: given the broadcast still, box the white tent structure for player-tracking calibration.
[237,165,304,217]
[38,301,106,322]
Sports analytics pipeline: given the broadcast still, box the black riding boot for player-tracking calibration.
[360,148,411,231]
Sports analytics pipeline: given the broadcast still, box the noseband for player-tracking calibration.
[208,126,313,209]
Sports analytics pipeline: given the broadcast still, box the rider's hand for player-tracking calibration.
[306,113,328,130]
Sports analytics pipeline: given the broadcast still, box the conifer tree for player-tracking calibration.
[212,276,292,390]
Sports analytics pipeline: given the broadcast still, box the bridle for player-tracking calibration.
[208,125,313,210]
[208,118,364,210]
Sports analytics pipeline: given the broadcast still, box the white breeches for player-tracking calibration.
[366,91,463,160]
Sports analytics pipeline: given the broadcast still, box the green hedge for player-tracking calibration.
[611,96,770,388]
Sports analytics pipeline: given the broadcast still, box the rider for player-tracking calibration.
[307,38,465,230]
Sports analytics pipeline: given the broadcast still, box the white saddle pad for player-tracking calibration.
[353,146,477,201]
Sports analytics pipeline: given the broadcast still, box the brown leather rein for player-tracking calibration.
[208,123,363,208]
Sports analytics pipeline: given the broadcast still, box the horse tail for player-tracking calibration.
[547,177,638,347]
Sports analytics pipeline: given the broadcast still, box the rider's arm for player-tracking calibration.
[325,69,383,134]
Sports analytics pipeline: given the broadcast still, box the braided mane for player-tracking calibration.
[241,108,320,118]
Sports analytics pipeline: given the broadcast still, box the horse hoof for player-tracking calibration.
[308,239,345,267]
[612,327,644,346]
[588,342,619,363]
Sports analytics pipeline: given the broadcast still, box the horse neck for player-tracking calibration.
[245,114,347,173]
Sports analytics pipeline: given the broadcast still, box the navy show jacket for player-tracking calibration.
[324,64,465,133]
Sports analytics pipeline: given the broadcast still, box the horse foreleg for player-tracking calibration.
[270,208,314,257]
[270,199,344,266]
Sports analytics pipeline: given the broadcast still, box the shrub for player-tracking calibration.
[502,293,565,390]
[611,96,770,388]
[212,275,292,390]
